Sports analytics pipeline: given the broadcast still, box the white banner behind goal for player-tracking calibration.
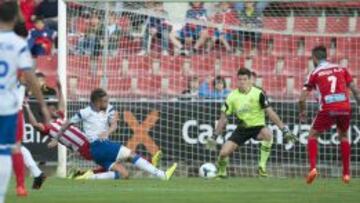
[59,0,360,178]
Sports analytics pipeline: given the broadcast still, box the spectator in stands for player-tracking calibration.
[35,72,57,97]
[169,2,209,55]
[234,1,268,55]
[28,17,57,57]
[138,2,171,56]
[34,0,58,30]
[75,13,103,57]
[199,76,230,99]
[181,76,200,100]
[207,2,240,53]
[106,12,122,56]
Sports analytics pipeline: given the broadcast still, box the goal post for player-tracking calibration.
[58,0,360,178]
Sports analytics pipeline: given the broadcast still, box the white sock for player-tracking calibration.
[132,155,165,179]
[89,171,120,180]
[0,155,12,203]
[21,146,42,177]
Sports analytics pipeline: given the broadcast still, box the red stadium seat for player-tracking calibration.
[271,34,297,57]
[67,55,91,76]
[251,56,276,76]
[159,56,184,76]
[189,55,215,76]
[162,76,188,95]
[219,56,245,76]
[126,56,152,76]
[336,37,359,57]
[356,17,360,32]
[134,76,162,97]
[263,17,287,31]
[294,17,318,32]
[36,55,58,76]
[258,75,287,98]
[76,76,100,96]
[107,77,132,96]
[281,56,308,76]
[325,17,349,33]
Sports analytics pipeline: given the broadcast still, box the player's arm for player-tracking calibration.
[58,111,83,136]
[349,82,360,104]
[299,88,311,121]
[261,91,297,142]
[47,139,59,148]
[22,69,51,123]
[23,100,46,132]
[214,112,228,136]
[56,80,66,112]
[100,111,119,139]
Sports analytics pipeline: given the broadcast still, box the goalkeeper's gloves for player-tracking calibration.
[282,127,298,143]
[205,133,221,151]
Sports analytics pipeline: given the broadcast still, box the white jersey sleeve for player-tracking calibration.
[0,32,33,115]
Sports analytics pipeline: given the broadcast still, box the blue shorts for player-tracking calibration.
[90,140,121,171]
[0,113,18,155]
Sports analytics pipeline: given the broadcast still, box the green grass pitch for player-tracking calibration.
[6,177,360,203]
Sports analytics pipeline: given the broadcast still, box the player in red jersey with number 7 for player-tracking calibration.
[299,46,360,184]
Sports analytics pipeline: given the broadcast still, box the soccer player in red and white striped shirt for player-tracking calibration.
[299,46,360,184]
[24,82,129,180]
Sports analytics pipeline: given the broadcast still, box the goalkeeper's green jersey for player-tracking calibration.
[221,86,270,128]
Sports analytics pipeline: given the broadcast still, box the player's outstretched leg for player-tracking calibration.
[21,146,46,189]
[131,153,177,180]
[306,133,318,184]
[75,170,122,180]
[340,136,350,184]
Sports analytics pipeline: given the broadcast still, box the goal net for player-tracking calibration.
[60,0,360,178]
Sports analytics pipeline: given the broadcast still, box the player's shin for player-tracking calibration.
[307,136,318,170]
[259,140,273,172]
[0,155,12,203]
[340,138,350,176]
[132,154,165,179]
[12,149,26,189]
[21,146,42,178]
[90,171,121,180]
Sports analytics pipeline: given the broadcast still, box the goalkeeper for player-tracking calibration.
[211,68,296,177]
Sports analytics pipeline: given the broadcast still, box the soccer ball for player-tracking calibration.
[199,163,217,179]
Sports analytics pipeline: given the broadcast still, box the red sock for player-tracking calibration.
[307,137,318,170]
[12,152,26,188]
[340,139,350,176]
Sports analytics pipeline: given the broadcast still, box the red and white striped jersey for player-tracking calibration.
[42,118,92,160]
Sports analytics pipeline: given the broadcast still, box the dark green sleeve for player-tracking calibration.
[259,91,270,109]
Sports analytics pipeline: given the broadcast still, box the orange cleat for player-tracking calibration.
[16,186,28,197]
[306,168,318,184]
[342,175,350,184]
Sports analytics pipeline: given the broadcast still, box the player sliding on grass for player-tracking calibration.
[299,46,360,184]
[59,88,177,180]
[209,68,296,178]
[25,82,130,180]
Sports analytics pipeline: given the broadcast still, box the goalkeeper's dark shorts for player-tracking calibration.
[228,126,265,146]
